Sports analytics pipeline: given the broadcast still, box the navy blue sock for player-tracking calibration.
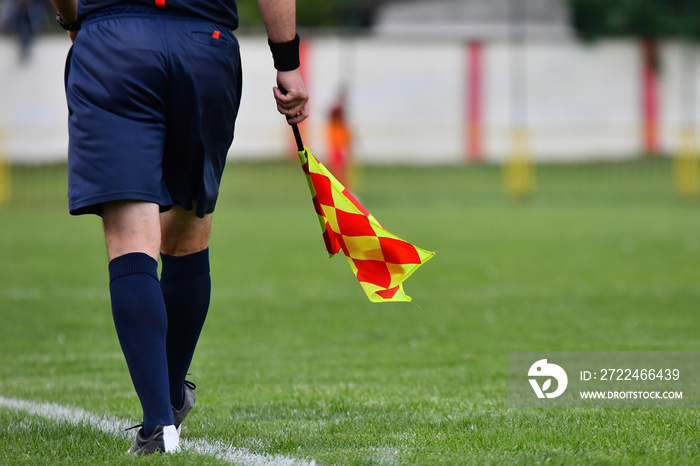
[160,248,211,408]
[109,253,174,437]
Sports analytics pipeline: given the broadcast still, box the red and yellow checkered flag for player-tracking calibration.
[296,139,434,303]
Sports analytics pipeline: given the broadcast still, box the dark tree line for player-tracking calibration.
[570,0,700,41]
[236,0,391,29]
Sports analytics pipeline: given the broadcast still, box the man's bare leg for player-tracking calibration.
[102,200,175,439]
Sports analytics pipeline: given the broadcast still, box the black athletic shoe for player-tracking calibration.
[127,424,179,455]
[173,380,196,433]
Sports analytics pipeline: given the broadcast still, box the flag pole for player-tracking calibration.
[291,123,304,152]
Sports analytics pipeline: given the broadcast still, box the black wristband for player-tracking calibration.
[56,13,81,31]
[268,33,300,72]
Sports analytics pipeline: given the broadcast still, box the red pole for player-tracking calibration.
[466,41,484,162]
[642,40,659,155]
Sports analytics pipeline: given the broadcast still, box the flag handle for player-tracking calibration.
[291,124,304,152]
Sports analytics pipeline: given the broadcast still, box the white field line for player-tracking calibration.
[0,396,316,466]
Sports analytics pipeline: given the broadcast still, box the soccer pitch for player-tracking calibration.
[1,159,699,464]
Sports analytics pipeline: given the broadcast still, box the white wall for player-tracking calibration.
[484,40,643,162]
[0,37,71,163]
[2,34,700,164]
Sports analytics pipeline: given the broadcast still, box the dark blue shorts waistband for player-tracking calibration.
[82,4,223,27]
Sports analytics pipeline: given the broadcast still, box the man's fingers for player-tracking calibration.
[293,101,310,123]
[278,100,309,124]
[276,103,305,122]
[275,96,304,113]
[273,86,309,122]
[273,86,303,104]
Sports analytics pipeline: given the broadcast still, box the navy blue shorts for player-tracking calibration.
[65,5,242,217]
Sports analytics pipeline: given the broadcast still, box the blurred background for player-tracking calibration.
[1,0,700,202]
[2,4,699,463]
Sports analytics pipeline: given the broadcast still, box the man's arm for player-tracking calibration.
[51,0,79,42]
[257,0,309,124]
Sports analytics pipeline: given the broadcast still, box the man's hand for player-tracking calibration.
[273,68,309,125]
[68,30,78,43]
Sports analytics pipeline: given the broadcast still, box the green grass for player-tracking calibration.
[1,158,699,464]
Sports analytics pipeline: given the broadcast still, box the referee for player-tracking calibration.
[51,0,308,454]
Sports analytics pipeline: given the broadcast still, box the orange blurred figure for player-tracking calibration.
[326,92,353,188]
